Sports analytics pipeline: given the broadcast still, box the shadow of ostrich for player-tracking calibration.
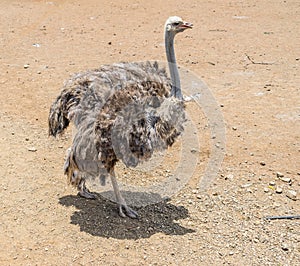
[59,191,195,240]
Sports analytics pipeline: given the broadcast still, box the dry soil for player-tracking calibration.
[0,0,299,265]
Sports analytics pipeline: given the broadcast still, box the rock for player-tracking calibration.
[260,161,266,166]
[190,148,199,154]
[264,188,269,193]
[276,172,284,178]
[279,176,291,183]
[23,64,30,69]
[241,183,252,188]
[224,174,234,180]
[286,190,297,200]
[28,147,37,152]
[281,243,289,251]
[275,187,283,194]
[269,181,276,186]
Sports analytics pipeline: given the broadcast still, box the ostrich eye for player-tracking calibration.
[173,22,180,26]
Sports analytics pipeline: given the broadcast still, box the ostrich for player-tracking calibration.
[49,16,193,218]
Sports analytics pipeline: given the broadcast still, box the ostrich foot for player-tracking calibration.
[78,188,96,199]
[77,179,96,199]
[118,204,138,219]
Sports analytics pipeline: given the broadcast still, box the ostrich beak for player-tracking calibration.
[180,21,193,30]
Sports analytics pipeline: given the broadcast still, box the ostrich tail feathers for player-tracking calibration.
[48,76,90,136]
[48,95,70,137]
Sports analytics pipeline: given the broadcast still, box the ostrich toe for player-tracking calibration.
[78,189,96,199]
[77,179,96,199]
[118,204,138,219]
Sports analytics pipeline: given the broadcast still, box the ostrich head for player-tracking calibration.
[165,16,193,35]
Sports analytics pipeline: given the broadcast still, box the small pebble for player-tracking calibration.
[246,188,252,193]
[241,183,252,188]
[28,147,37,152]
[276,172,284,178]
[286,190,297,200]
[264,188,269,193]
[269,181,276,186]
[279,176,291,183]
[224,174,234,180]
[24,64,30,69]
[260,161,266,166]
[281,243,289,251]
[276,187,283,194]
[190,148,199,153]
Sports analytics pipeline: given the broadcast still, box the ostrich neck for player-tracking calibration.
[165,31,183,99]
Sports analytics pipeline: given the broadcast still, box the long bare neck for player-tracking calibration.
[165,30,183,100]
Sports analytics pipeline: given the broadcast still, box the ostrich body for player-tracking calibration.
[49,16,193,218]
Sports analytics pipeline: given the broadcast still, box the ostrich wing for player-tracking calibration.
[48,61,170,137]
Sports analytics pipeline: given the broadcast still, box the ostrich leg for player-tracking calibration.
[109,168,138,218]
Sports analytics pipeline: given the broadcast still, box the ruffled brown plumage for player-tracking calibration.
[49,16,192,218]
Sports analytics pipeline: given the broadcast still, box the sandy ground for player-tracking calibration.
[0,0,299,265]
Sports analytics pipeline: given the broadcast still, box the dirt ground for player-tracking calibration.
[0,0,299,265]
